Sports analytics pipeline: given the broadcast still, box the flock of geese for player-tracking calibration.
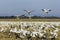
[24,9,51,14]
[16,9,52,19]
[0,22,60,40]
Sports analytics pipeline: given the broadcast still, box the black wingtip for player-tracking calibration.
[42,9,44,11]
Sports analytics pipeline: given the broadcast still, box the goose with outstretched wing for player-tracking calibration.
[42,9,51,14]
[24,9,33,14]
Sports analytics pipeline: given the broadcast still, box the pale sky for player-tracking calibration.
[0,0,60,17]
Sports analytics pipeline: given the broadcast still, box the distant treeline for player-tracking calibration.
[0,16,60,19]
